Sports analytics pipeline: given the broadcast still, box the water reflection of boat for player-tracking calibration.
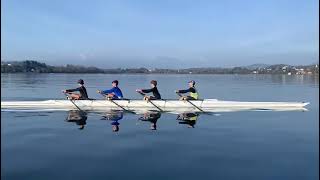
[138,111,161,130]
[176,112,199,128]
[65,110,87,130]
[100,110,124,132]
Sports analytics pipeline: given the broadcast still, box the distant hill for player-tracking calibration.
[1,60,318,74]
[244,64,269,70]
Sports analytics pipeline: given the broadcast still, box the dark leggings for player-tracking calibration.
[148,96,159,100]
[186,96,196,100]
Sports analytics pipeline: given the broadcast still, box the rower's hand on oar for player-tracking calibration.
[175,90,179,93]
[62,90,67,93]
[175,91,183,98]
[136,89,142,92]
[97,90,102,94]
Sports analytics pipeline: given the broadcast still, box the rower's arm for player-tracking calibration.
[65,87,80,93]
[101,88,115,94]
[141,88,153,93]
[178,88,196,94]
[178,88,190,94]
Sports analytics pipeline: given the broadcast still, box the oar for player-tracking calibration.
[100,93,135,114]
[176,92,205,112]
[63,93,84,112]
[137,91,163,112]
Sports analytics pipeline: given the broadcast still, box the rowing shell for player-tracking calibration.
[1,99,309,112]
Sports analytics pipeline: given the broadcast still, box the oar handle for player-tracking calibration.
[137,91,146,96]
[98,92,109,99]
[63,92,71,98]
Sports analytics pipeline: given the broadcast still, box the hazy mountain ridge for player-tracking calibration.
[1,60,318,74]
[244,64,270,70]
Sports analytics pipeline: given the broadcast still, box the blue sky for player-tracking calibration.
[1,0,319,68]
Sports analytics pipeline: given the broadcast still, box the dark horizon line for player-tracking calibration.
[1,60,319,69]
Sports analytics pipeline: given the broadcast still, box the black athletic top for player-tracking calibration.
[66,86,88,99]
[177,87,196,94]
[141,87,161,99]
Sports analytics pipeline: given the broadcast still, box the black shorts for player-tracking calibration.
[78,97,89,100]
[148,96,158,100]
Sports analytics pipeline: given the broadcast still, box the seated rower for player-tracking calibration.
[136,80,161,101]
[62,79,89,100]
[97,80,123,100]
[175,80,199,101]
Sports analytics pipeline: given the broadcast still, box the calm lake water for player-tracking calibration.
[1,73,319,180]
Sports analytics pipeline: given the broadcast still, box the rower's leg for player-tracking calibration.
[107,93,115,99]
[179,96,187,101]
[186,96,196,100]
[70,94,80,100]
[144,96,150,101]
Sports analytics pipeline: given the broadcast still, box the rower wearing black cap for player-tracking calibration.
[62,79,89,100]
[175,80,199,100]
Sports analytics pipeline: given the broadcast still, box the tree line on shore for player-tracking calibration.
[1,60,319,74]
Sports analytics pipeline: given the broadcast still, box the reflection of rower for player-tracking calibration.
[101,110,124,132]
[176,112,199,128]
[138,111,161,130]
[65,110,87,130]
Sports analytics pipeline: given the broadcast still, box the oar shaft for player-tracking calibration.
[176,92,204,112]
[137,91,163,112]
[64,93,83,112]
[186,100,204,112]
[100,94,135,114]
[148,100,163,112]
[110,99,126,111]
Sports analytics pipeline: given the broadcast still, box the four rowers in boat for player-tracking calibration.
[63,79,199,101]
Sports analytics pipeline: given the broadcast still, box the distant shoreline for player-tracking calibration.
[1,60,319,75]
[1,73,319,76]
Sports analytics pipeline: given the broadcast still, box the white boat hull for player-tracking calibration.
[1,99,309,112]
